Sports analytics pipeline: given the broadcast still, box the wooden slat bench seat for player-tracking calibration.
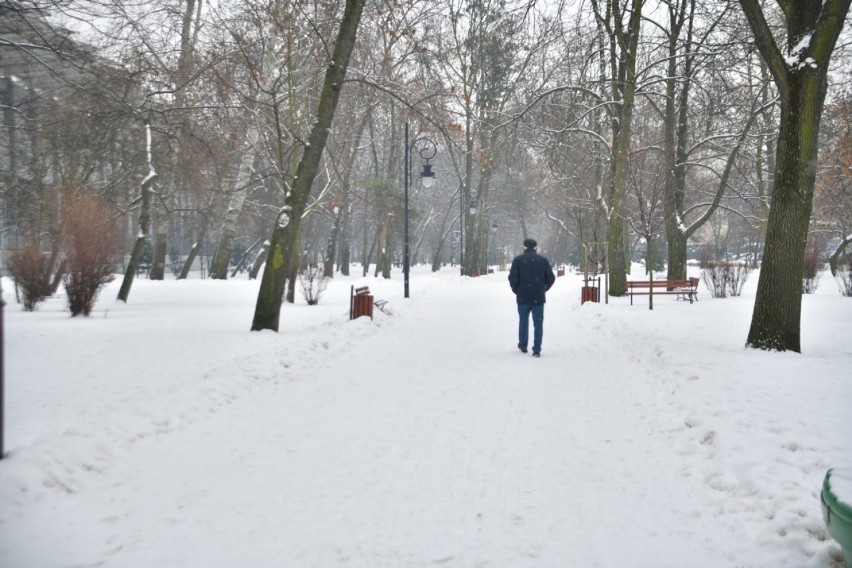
[626,277,699,305]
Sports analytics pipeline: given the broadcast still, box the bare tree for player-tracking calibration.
[252,0,366,332]
[739,0,851,352]
[591,0,646,296]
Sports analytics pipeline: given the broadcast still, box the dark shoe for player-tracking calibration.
[532,352,541,357]
[518,345,527,353]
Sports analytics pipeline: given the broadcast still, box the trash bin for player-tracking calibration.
[581,286,598,303]
[822,468,852,568]
[352,292,374,320]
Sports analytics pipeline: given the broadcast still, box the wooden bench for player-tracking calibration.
[626,277,699,305]
[349,285,388,320]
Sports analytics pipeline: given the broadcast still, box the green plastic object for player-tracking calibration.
[822,468,852,568]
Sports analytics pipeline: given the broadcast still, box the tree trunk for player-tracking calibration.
[754,58,774,245]
[149,204,168,280]
[117,121,156,302]
[340,241,351,276]
[232,237,262,277]
[647,238,654,311]
[179,216,208,279]
[49,258,67,294]
[747,81,822,351]
[209,126,260,279]
[249,242,268,280]
[381,224,392,279]
[252,0,366,331]
[462,98,476,276]
[829,234,852,275]
[740,0,850,352]
[285,231,299,304]
[664,0,690,282]
[159,0,199,281]
[324,209,341,278]
[211,7,285,281]
[598,0,645,296]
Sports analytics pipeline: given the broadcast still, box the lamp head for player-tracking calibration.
[420,163,435,188]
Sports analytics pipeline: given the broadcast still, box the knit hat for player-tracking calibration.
[523,238,537,250]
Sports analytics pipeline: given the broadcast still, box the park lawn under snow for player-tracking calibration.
[0,265,850,567]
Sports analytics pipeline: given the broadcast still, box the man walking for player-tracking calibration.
[508,238,556,357]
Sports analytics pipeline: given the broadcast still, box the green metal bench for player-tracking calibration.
[822,468,852,568]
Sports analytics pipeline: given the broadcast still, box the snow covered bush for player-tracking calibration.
[6,239,54,311]
[62,194,124,316]
[298,264,328,305]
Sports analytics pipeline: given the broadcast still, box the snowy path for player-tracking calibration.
[2,270,850,567]
[99,279,696,567]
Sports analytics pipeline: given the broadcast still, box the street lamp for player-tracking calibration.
[462,198,478,276]
[490,222,497,271]
[404,122,437,299]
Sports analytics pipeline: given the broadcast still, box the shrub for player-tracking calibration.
[6,239,53,310]
[802,245,823,294]
[836,262,852,297]
[725,261,752,297]
[168,246,183,278]
[298,263,328,305]
[696,246,714,269]
[701,261,727,298]
[701,260,752,298]
[62,194,124,316]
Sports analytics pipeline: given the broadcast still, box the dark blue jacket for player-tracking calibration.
[509,249,556,304]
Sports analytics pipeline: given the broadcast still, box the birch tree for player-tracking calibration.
[207,1,307,280]
[117,120,157,302]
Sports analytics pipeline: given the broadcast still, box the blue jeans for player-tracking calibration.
[517,303,544,354]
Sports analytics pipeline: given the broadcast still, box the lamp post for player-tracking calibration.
[490,221,497,271]
[466,198,477,275]
[404,122,436,298]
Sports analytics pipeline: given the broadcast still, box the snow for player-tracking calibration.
[1,265,850,567]
[786,33,813,67]
[142,121,157,185]
[829,469,852,509]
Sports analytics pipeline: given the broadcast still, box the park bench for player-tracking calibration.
[625,277,699,305]
[349,285,388,320]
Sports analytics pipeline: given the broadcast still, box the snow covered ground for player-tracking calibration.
[1,265,850,567]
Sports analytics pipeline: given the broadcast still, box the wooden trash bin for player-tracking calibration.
[350,286,374,320]
[581,286,599,304]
